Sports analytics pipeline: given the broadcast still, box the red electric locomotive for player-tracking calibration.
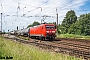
[29,23,56,40]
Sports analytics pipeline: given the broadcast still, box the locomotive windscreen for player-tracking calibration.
[46,26,54,29]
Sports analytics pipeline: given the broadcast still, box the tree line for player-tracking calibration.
[59,10,90,36]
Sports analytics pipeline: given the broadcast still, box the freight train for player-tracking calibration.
[14,23,56,40]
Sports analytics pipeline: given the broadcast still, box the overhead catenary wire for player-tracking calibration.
[33,0,57,21]
[13,0,60,16]
[13,0,37,17]
[43,0,84,19]
[13,0,42,17]
[2,2,86,17]
[12,1,79,18]
[35,0,60,20]
[14,0,49,16]
[34,0,50,16]
[13,0,37,7]
[39,0,71,13]
[43,0,79,15]
[44,0,83,14]
[57,0,79,11]
[3,0,88,19]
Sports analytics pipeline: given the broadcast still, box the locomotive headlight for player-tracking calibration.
[46,31,49,33]
[52,31,55,33]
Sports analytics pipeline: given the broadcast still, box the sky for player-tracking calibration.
[0,0,90,32]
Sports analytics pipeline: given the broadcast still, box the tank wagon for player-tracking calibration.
[15,28,29,36]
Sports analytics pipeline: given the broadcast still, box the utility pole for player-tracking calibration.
[56,8,58,33]
[56,13,58,32]
[41,19,42,24]
[40,7,43,23]
[1,13,2,36]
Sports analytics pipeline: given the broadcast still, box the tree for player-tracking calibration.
[27,25,33,28]
[32,21,40,26]
[77,13,90,35]
[68,13,90,36]
[27,21,40,28]
[61,10,77,33]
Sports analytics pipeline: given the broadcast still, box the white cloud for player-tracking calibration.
[0,0,89,32]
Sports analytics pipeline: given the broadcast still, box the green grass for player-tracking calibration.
[57,34,90,40]
[0,36,82,60]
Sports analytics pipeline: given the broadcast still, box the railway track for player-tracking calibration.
[50,41,90,50]
[3,34,90,60]
[57,38,90,44]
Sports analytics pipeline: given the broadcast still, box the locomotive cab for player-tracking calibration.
[45,25,56,39]
[29,24,56,40]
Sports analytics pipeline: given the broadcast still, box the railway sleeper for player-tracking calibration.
[69,50,88,59]
[57,47,74,55]
[73,44,79,47]
[83,54,90,58]
[79,46,90,49]
[83,52,90,56]
[83,57,90,60]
